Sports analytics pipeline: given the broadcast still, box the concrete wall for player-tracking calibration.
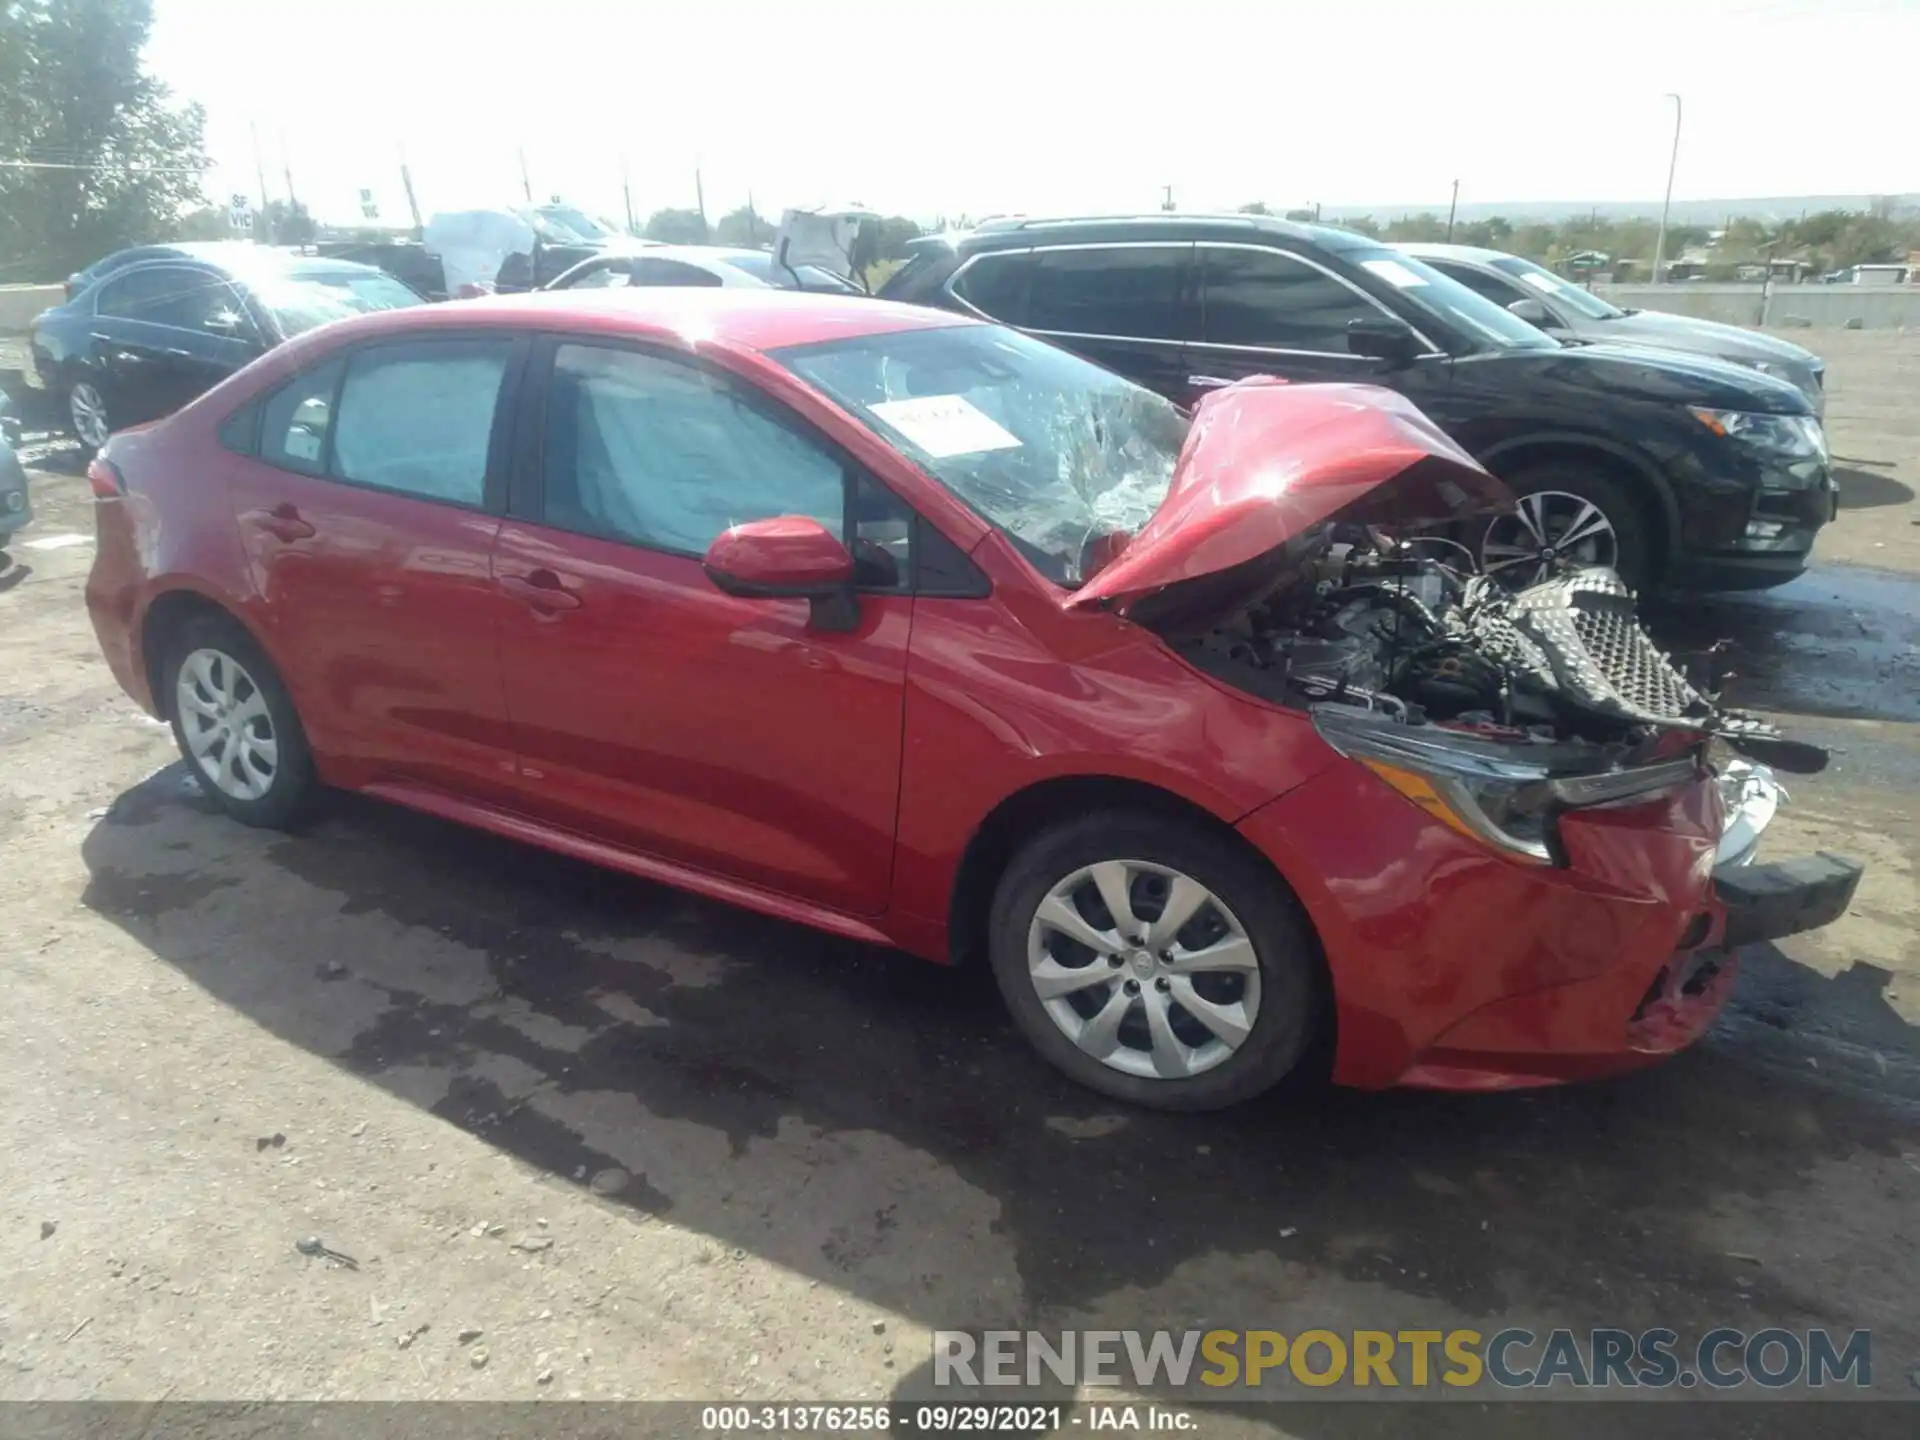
[1594,282,1920,331]
[0,284,61,334]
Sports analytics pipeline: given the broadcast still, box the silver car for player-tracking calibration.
[1400,242,1826,417]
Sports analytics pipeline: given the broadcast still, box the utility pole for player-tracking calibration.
[695,162,707,229]
[398,144,423,234]
[279,131,300,238]
[249,122,272,242]
[1446,179,1459,241]
[621,154,636,235]
[517,148,532,203]
[1161,184,1174,212]
[1651,92,1683,284]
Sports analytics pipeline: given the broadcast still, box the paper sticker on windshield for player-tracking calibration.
[870,395,1021,458]
[1360,258,1429,289]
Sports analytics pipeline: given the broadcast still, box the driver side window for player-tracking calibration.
[541,343,846,555]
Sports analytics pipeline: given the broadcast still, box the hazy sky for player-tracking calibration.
[148,0,1918,228]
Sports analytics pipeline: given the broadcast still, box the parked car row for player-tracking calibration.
[81,286,1861,1110]
[40,212,1836,594]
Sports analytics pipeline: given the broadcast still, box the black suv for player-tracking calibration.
[882,215,1837,592]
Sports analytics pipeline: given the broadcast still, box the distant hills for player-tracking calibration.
[1320,194,1920,224]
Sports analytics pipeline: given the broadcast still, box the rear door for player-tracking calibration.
[1022,243,1197,398]
[490,337,917,914]
[221,333,528,799]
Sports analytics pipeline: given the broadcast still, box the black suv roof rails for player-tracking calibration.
[970,213,1276,234]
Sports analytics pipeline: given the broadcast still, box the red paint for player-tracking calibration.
[704,516,853,593]
[1070,380,1512,609]
[85,289,1748,1094]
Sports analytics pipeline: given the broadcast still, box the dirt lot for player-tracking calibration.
[1,328,1918,1436]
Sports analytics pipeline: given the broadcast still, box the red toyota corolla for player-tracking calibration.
[84,290,1860,1109]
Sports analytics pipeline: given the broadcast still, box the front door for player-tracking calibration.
[222,334,527,799]
[91,264,260,422]
[1187,243,1455,414]
[492,339,914,915]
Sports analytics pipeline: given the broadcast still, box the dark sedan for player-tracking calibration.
[31,250,421,452]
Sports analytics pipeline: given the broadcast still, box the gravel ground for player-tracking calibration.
[1,327,1917,1437]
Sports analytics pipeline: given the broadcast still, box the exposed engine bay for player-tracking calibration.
[1165,527,1828,776]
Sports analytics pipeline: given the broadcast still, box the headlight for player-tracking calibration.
[1313,706,1700,864]
[1688,406,1828,460]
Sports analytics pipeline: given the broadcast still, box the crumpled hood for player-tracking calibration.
[1067,378,1513,609]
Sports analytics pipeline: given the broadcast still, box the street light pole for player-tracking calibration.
[1446,179,1459,241]
[1651,93,1682,284]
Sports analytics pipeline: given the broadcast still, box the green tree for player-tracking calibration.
[0,0,209,279]
[1236,201,1271,215]
[643,207,709,244]
[712,204,765,247]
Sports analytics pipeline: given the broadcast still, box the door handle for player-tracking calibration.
[500,569,582,613]
[246,503,315,542]
[1187,374,1235,389]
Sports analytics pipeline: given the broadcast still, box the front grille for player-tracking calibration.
[1508,569,1713,726]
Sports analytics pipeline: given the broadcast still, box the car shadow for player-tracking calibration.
[0,560,29,592]
[78,765,1920,1431]
[1832,465,1915,511]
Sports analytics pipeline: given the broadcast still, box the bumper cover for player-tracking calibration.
[1714,851,1862,948]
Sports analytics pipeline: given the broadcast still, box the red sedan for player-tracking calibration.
[84,290,1859,1109]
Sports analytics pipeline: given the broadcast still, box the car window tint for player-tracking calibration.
[562,260,629,289]
[1432,261,1527,307]
[543,344,845,555]
[98,266,235,329]
[1201,247,1386,351]
[951,251,1032,324]
[330,340,513,505]
[259,358,345,475]
[627,258,726,288]
[1028,246,1183,339]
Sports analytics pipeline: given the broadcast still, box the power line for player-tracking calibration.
[0,157,206,174]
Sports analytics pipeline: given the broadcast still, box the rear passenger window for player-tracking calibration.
[330,340,515,505]
[1027,246,1186,340]
[259,358,345,474]
[950,251,1031,324]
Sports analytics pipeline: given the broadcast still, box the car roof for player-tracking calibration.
[942,212,1380,253]
[277,287,971,357]
[1396,242,1513,264]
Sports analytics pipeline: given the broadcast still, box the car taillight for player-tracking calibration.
[87,456,126,498]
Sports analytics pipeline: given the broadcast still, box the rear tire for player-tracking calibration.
[987,811,1321,1111]
[1477,463,1656,591]
[64,373,112,456]
[161,613,318,830]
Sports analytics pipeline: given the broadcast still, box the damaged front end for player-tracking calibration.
[1083,379,1859,952]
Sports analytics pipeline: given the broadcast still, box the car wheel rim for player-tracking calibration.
[175,647,278,802]
[69,382,108,448]
[1481,489,1619,587]
[1026,860,1260,1081]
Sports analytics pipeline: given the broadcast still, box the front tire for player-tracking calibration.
[162,614,318,829]
[1477,464,1655,591]
[987,812,1321,1111]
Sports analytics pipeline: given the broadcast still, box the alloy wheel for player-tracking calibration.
[1480,489,1619,586]
[175,647,279,802]
[1025,859,1261,1081]
[68,381,109,450]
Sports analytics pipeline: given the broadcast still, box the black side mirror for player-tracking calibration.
[1347,316,1422,369]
